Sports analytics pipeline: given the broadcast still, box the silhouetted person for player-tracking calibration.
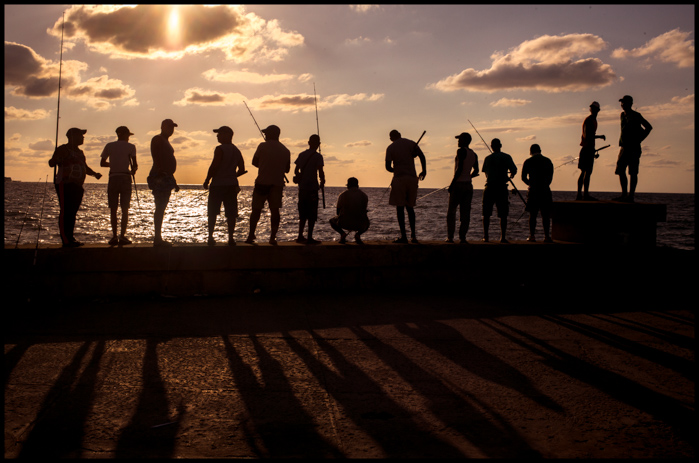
[246,125,291,245]
[522,144,554,243]
[147,119,179,247]
[446,132,479,243]
[577,101,606,200]
[203,126,246,246]
[615,95,652,202]
[329,177,370,244]
[385,129,427,243]
[100,126,137,245]
[294,134,325,245]
[48,127,102,247]
[482,138,517,243]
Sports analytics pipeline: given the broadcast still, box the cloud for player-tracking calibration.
[612,29,694,68]
[242,92,384,112]
[4,106,51,121]
[173,88,247,106]
[345,140,373,148]
[47,5,304,62]
[637,94,694,120]
[349,5,380,14]
[28,140,56,151]
[430,33,617,93]
[202,68,296,84]
[491,98,532,108]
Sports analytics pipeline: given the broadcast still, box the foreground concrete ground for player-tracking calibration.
[5,273,695,458]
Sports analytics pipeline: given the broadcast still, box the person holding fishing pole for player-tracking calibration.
[385,129,427,244]
[294,134,325,245]
[577,101,606,201]
[148,118,180,247]
[521,144,554,243]
[48,127,102,247]
[446,132,479,243]
[246,124,291,245]
[100,126,137,246]
[481,138,517,243]
[203,126,246,246]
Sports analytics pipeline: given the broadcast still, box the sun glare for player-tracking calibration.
[166,6,181,47]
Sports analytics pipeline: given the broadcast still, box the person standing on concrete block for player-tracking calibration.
[294,134,325,245]
[446,132,479,243]
[245,125,291,245]
[147,118,179,247]
[577,101,605,201]
[522,144,554,243]
[385,129,427,243]
[48,127,103,247]
[614,95,652,203]
[481,138,517,243]
[100,126,137,246]
[329,177,370,244]
[203,126,246,246]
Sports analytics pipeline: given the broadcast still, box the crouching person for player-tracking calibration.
[329,177,370,244]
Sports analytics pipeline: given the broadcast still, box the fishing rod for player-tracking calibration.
[380,130,427,202]
[53,11,65,183]
[243,100,288,184]
[14,178,41,248]
[130,158,140,210]
[313,83,325,208]
[467,119,527,208]
[555,144,610,170]
[416,185,448,202]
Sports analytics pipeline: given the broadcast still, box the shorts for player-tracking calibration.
[107,175,132,210]
[615,146,641,176]
[208,184,240,218]
[297,189,319,221]
[578,146,596,173]
[525,188,552,215]
[482,185,509,218]
[152,188,171,210]
[389,176,418,207]
[251,183,284,210]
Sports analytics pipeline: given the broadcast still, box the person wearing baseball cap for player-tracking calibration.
[577,101,606,201]
[148,118,179,246]
[203,126,246,246]
[48,127,102,247]
[615,95,652,202]
[446,132,479,243]
[521,144,554,243]
[329,177,370,244]
[100,126,138,245]
[246,123,291,245]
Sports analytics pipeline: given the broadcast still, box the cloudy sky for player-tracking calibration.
[4,4,695,193]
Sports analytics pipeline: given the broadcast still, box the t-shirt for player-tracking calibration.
[211,144,244,187]
[482,151,517,187]
[521,154,554,191]
[252,140,291,187]
[294,149,324,191]
[386,138,422,178]
[101,140,137,178]
[454,148,477,183]
[619,109,646,148]
[52,144,87,185]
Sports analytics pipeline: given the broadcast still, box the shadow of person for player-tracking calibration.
[220,334,342,458]
[19,340,105,458]
[115,338,183,458]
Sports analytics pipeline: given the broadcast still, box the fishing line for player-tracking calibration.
[381,130,427,203]
[14,178,41,248]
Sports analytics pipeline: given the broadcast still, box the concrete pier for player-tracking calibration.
[4,239,691,301]
[552,200,667,246]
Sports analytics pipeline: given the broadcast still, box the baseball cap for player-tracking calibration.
[66,127,87,138]
[347,177,359,187]
[261,125,280,136]
[161,119,178,128]
[455,132,471,139]
[116,126,134,135]
[619,95,633,104]
[213,126,233,135]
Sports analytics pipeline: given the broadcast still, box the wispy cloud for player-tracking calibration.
[612,29,694,68]
[4,106,51,121]
[47,5,304,62]
[491,98,532,108]
[430,33,617,93]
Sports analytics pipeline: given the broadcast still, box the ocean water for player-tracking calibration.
[4,181,695,251]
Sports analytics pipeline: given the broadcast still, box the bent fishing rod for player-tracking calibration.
[467,119,527,208]
[380,130,427,202]
[555,144,610,170]
[53,11,65,184]
[244,100,288,184]
[313,83,325,208]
